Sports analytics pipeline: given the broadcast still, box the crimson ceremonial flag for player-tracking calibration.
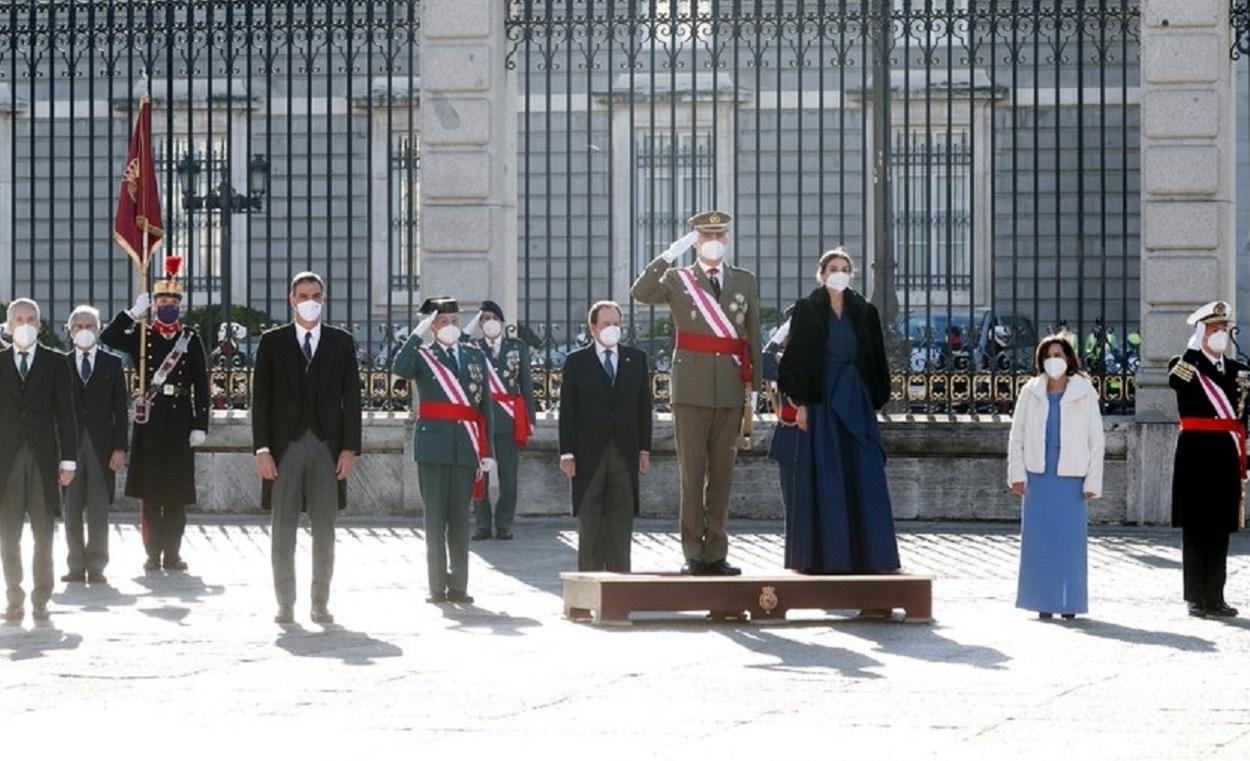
[113,96,164,267]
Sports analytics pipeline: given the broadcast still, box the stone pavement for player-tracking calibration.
[0,516,1247,760]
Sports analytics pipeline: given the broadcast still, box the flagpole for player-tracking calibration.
[138,229,148,398]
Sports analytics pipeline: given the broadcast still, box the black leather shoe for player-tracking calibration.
[495,529,514,540]
[163,557,188,571]
[1209,603,1239,618]
[426,592,448,604]
[32,605,50,622]
[1061,613,1076,620]
[61,571,86,583]
[680,560,704,575]
[2,607,23,622]
[1038,612,1053,620]
[87,572,108,585]
[274,606,295,624]
[703,560,742,576]
[446,591,474,604]
[471,529,492,541]
[1187,602,1208,618]
[311,605,335,625]
[143,557,161,572]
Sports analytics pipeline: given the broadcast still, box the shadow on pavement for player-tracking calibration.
[0,621,84,661]
[52,582,141,612]
[837,621,1012,670]
[718,626,884,679]
[439,604,541,636]
[131,572,226,603]
[1126,553,1183,570]
[140,605,192,626]
[1066,618,1217,652]
[275,624,403,665]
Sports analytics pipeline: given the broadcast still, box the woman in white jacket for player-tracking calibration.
[1007,334,1105,620]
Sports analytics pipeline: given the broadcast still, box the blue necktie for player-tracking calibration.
[603,349,615,383]
[18,351,29,381]
[303,332,313,366]
[81,352,92,383]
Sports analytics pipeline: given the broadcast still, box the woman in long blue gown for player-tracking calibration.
[778,249,900,574]
[1008,336,1104,619]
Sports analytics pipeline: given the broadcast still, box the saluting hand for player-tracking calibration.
[256,451,278,481]
[336,450,356,481]
[108,450,126,473]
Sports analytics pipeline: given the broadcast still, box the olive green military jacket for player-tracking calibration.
[392,335,494,467]
[631,255,763,409]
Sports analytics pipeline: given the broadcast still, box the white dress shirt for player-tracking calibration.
[76,346,99,381]
[1203,349,1225,375]
[296,321,322,360]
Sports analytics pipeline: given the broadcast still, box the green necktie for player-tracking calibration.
[18,351,29,381]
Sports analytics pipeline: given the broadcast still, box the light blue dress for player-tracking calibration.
[1016,391,1089,615]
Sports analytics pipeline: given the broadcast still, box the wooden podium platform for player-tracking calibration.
[562,571,933,624]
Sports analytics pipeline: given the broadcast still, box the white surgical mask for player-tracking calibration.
[12,323,37,349]
[699,240,726,262]
[1207,330,1230,354]
[436,324,462,346]
[824,272,851,293]
[481,319,503,339]
[295,300,322,324]
[598,325,622,348]
[73,330,97,350]
[1043,357,1069,380]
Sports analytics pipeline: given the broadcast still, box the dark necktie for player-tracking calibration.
[18,351,29,381]
[445,347,460,374]
[708,268,722,299]
[81,352,92,383]
[603,349,615,383]
[303,332,313,366]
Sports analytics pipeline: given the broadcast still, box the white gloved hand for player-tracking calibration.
[481,457,496,474]
[771,319,791,347]
[750,391,759,412]
[189,430,207,447]
[464,311,483,339]
[660,231,700,264]
[414,312,438,340]
[129,292,151,320]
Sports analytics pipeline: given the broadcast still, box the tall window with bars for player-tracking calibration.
[155,137,227,295]
[634,131,716,271]
[390,133,420,292]
[891,129,973,292]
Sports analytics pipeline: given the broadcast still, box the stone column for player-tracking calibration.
[418,0,517,317]
[1133,0,1237,523]
[0,84,17,302]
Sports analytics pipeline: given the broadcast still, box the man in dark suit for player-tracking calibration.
[253,271,363,625]
[62,305,129,585]
[0,298,77,622]
[558,300,653,572]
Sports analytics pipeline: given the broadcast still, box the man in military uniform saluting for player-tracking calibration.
[631,211,762,575]
[1168,300,1246,618]
[393,298,494,604]
[464,300,535,541]
[100,255,209,572]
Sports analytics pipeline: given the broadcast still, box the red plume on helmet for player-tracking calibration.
[163,254,183,278]
[153,254,185,299]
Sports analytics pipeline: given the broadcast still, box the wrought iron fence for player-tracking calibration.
[508,0,1142,415]
[0,0,419,411]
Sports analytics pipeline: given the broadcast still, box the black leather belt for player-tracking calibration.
[156,384,191,398]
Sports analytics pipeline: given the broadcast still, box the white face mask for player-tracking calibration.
[824,271,851,293]
[481,319,503,339]
[295,300,322,324]
[11,323,37,349]
[1207,329,1230,354]
[699,240,726,262]
[1043,357,1069,380]
[72,330,97,350]
[597,325,622,348]
[436,324,461,346]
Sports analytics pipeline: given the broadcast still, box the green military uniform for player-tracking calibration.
[630,211,762,572]
[470,325,535,539]
[392,299,493,601]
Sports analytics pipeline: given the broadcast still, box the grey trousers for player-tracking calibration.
[576,441,635,573]
[474,435,519,533]
[270,432,338,609]
[0,447,54,611]
[64,438,110,575]
[418,463,476,596]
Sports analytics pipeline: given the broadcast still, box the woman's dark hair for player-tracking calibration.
[1034,333,1082,377]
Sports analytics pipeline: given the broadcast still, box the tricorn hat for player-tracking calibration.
[688,210,732,235]
[419,296,459,315]
[152,255,185,300]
